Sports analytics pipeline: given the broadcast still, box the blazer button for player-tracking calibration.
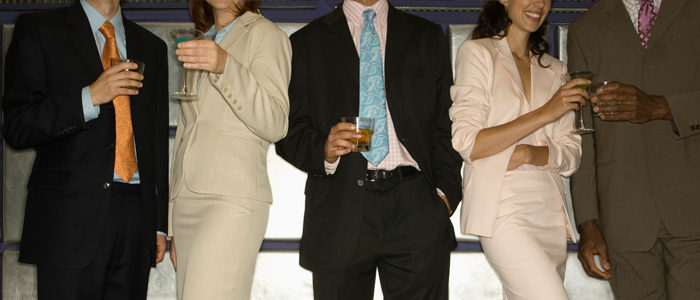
[233,100,238,105]
[107,143,115,150]
[357,180,364,187]
[224,87,229,93]
[103,182,111,189]
[227,93,233,98]
[237,106,243,111]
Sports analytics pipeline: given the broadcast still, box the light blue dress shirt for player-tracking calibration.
[79,0,140,185]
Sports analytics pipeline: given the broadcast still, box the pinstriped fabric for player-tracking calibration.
[99,21,137,182]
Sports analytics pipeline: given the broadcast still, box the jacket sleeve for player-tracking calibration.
[209,26,292,143]
[275,32,328,176]
[567,24,600,226]
[154,46,170,234]
[429,25,463,211]
[540,62,582,177]
[449,40,492,165]
[2,14,87,150]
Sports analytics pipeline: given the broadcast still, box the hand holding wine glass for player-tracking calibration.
[562,71,595,134]
[538,78,590,123]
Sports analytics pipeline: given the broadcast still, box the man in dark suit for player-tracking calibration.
[2,0,169,298]
[568,0,700,298]
[276,0,462,299]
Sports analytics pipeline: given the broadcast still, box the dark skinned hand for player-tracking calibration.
[577,220,612,280]
[592,83,673,123]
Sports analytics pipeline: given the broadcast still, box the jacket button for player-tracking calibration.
[107,143,115,150]
[224,87,229,93]
[233,100,238,105]
[103,182,111,189]
[227,93,232,98]
[237,106,243,111]
[357,180,364,187]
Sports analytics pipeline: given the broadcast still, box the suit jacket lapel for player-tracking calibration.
[67,3,104,79]
[384,5,413,91]
[604,0,645,58]
[647,0,687,51]
[322,5,360,84]
[494,38,526,100]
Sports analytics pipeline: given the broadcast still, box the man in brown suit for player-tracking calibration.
[568,0,700,299]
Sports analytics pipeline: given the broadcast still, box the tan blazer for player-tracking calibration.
[568,0,700,253]
[170,12,291,204]
[450,37,581,239]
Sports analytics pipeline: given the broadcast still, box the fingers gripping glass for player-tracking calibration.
[170,28,206,100]
[562,71,595,134]
[589,81,621,117]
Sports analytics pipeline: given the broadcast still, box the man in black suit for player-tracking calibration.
[2,0,169,298]
[276,0,462,299]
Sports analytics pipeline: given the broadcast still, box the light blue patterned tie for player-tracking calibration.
[359,9,388,166]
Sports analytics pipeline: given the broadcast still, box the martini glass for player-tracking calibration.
[170,28,206,100]
[563,71,595,134]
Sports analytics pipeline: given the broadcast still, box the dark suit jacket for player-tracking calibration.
[568,0,700,253]
[276,4,462,273]
[2,4,170,268]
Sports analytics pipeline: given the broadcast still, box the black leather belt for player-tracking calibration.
[366,166,419,182]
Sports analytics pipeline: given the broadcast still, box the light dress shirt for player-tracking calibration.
[325,0,420,173]
[622,0,663,33]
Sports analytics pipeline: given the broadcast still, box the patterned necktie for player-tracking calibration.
[638,0,658,49]
[359,9,388,166]
[99,21,137,182]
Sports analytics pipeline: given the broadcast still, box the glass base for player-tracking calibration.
[571,128,595,134]
[171,92,198,100]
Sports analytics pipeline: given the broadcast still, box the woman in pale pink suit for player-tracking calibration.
[450,0,588,299]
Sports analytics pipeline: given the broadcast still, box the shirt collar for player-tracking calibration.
[205,18,239,45]
[343,0,389,27]
[80,0,125,41]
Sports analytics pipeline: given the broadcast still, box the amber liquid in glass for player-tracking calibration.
[349,128,374,152]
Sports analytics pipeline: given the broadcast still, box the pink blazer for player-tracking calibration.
[449,37,582,240]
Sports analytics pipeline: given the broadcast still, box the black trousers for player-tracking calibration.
[313,173,455,300]
[37,183,151,300]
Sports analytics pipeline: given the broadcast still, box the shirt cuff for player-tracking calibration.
[324,157,340,175]
[157,231,167,237]
[436,188,445,197]
[81,86,100,122]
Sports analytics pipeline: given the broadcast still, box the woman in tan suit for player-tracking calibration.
[168,0,291,299]
[450,0,586,299]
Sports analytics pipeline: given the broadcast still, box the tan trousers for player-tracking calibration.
[609,222,700,300]
[480,171,570,300]
[172,184,270,300]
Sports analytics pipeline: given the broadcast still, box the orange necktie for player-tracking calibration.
[99,21,137,182]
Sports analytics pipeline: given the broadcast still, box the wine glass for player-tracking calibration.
[170,28,206,100]
[563,71,595,134]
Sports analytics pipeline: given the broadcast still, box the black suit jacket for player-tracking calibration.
[276,4,462,273]
[2,4,170,269]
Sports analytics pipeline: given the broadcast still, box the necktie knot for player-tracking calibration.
[638,0,653,6]
[99,21,115,40]
[363,9,376,23]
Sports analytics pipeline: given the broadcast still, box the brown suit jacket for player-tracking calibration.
[568,0,700,253]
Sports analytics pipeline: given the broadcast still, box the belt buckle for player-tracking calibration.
[366,170,386,182]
